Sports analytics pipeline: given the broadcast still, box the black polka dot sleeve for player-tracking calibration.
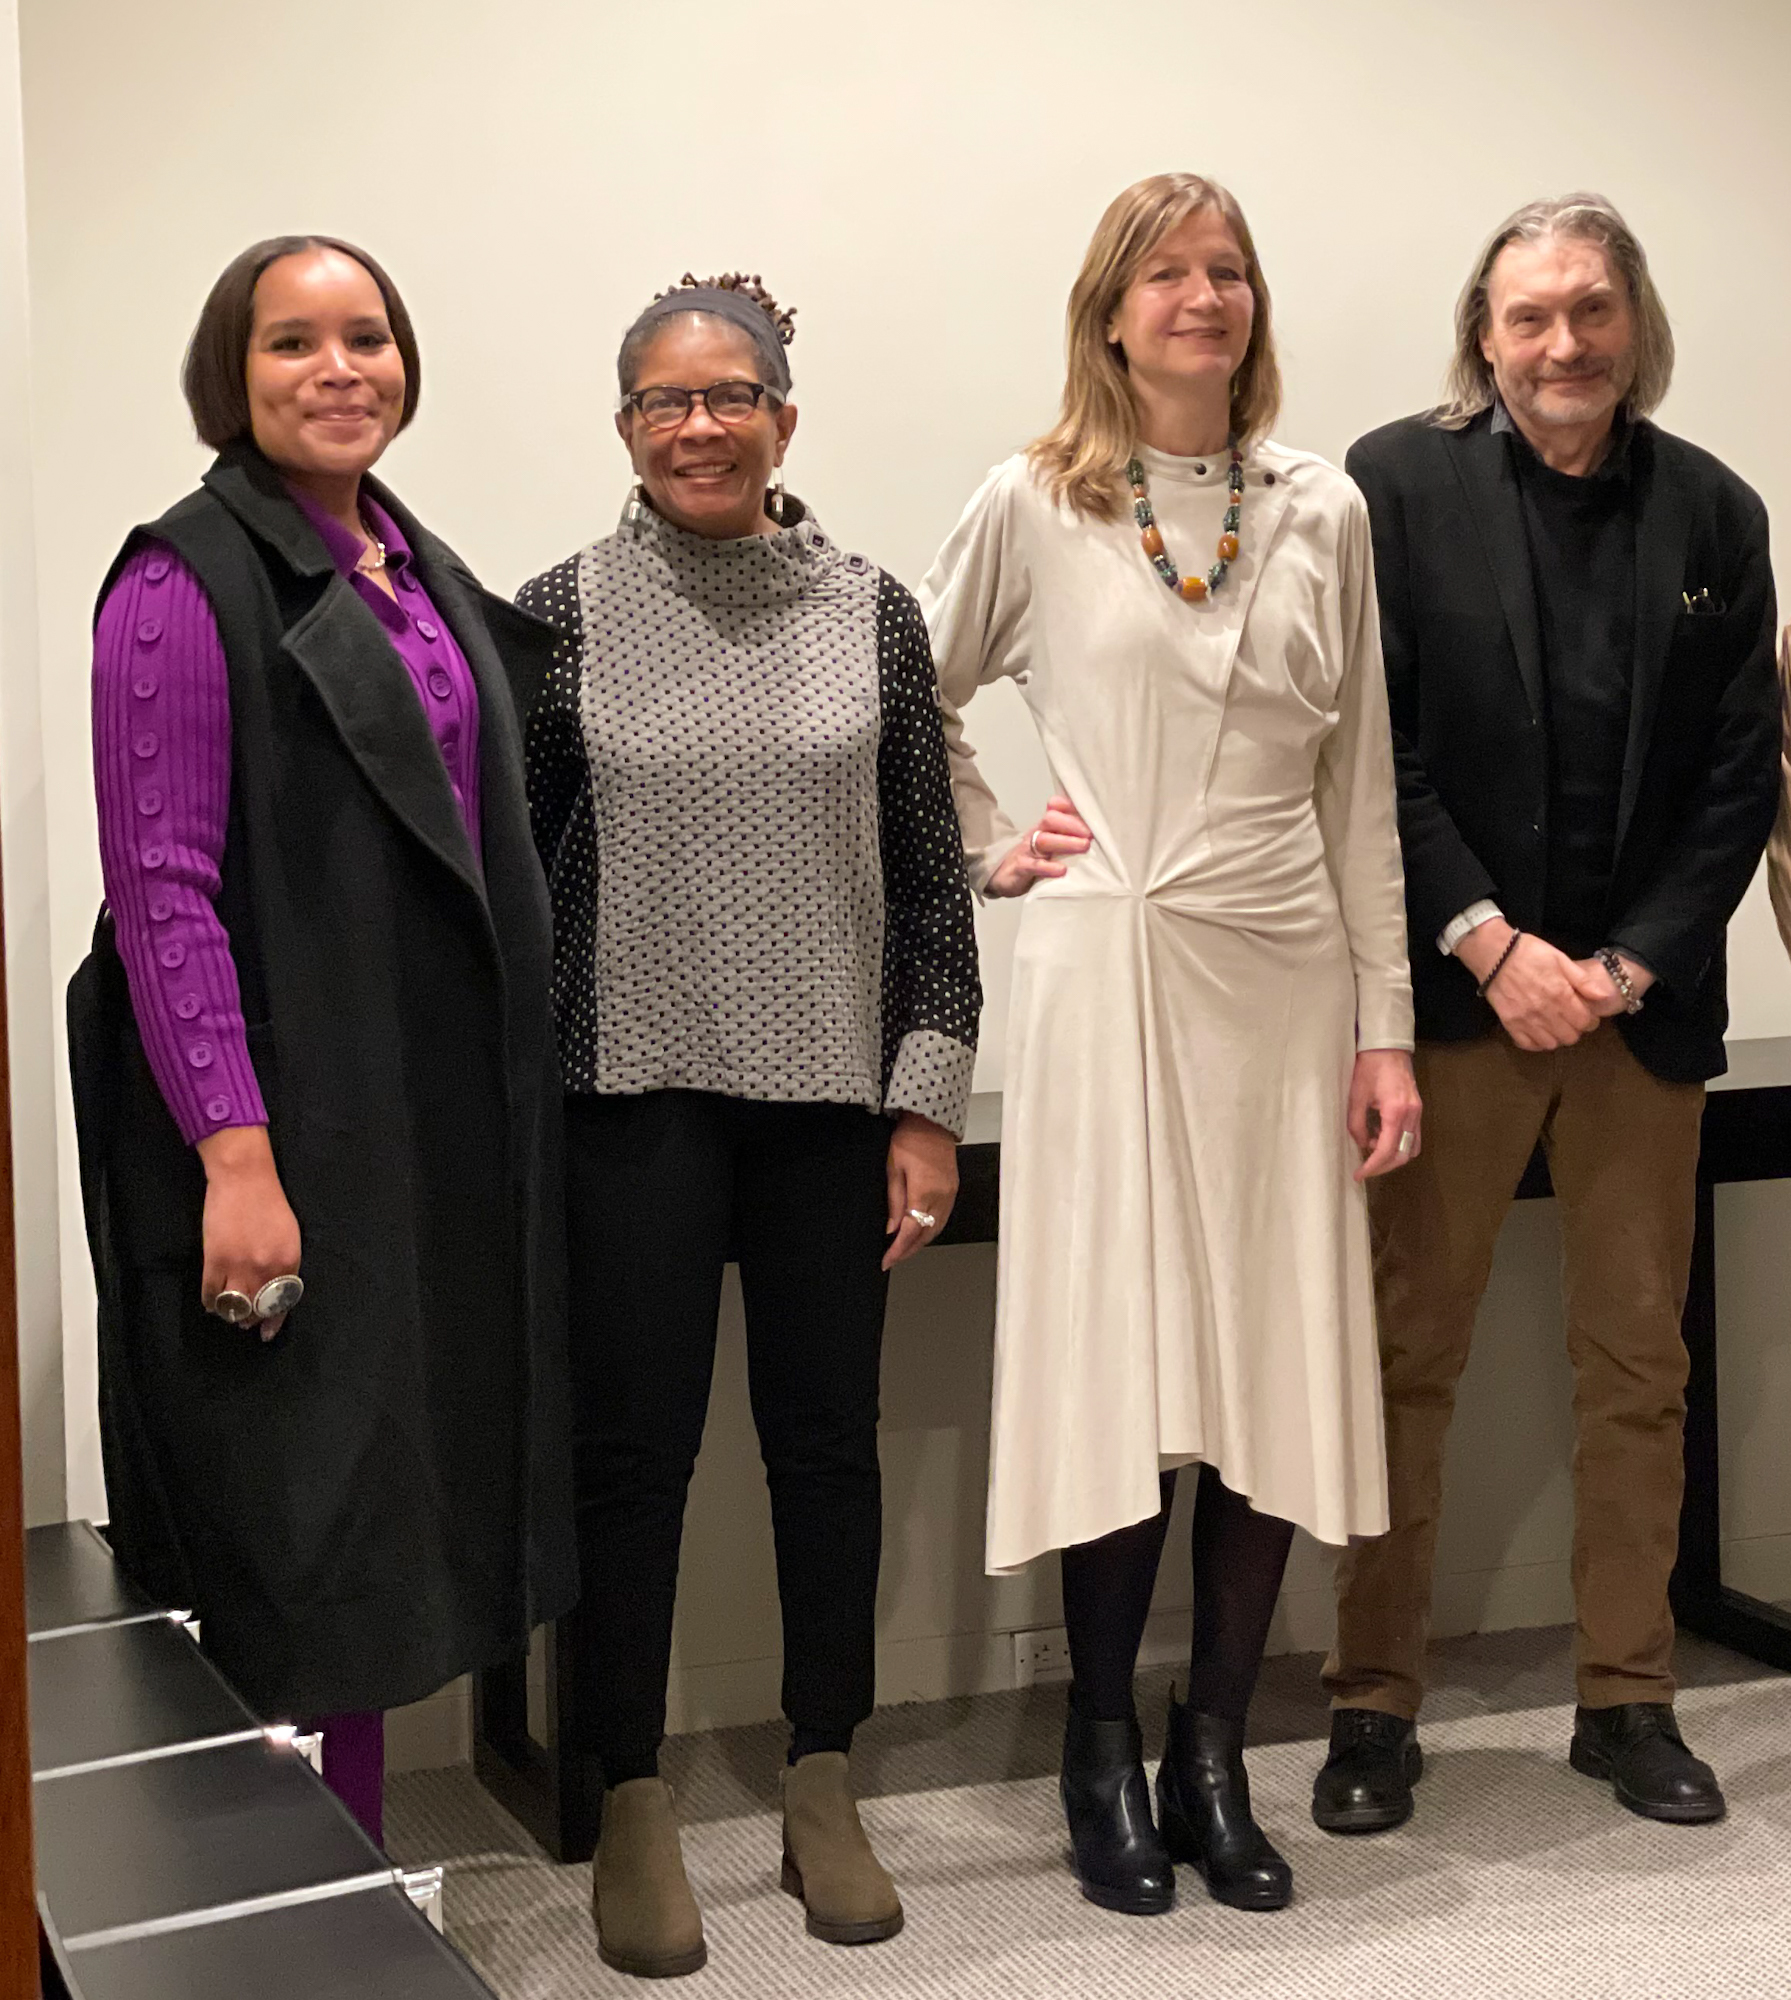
[876,573,983,1135]
[516,555,602,1087]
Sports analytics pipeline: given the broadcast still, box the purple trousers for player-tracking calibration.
[301,1708,386,1846]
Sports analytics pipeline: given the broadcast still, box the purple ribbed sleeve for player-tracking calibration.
[92,544,267,1146]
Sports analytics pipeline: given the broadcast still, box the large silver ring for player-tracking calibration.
[255,1275,305,1320]
[1028,829,1044,860]
[907,1207,937,1231]
[212,1289,256,1325]
[1396,1130,1414,1156]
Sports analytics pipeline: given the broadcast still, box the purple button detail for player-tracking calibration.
[148,895,173,922]
[427,670,453,701]
[132,676,158,700]
[187,1041,214,1069]
[175,995,201,1020]
[397,570,417,591]
[136,618,164,646]
[417,619,440,642]
[141,845,167,868]
[137,790,164,817]
[133,733,158,759]
[145,557,172,584]
[205,1096,232,1122]
[160,941,187,970]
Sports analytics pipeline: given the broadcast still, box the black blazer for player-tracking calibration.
[1346,409,1779,1083]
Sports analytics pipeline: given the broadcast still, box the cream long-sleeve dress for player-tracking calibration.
[920,441,1414,1574]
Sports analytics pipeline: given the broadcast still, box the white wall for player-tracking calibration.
[0,0,62,1526]
[14,0,1791,1750]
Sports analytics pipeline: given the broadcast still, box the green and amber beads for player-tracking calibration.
[1128,447,1245,603]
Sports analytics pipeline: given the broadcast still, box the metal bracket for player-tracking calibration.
[402,1865,446,1933]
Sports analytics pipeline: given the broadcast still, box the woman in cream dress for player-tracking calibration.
[921,174,1422,1919]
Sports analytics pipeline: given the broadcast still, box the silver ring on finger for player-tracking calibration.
[907,1207,937,1231]
[1028,829,1044,860]
[1396,1129,1414,1156]
[212,1289,256,1325]
[254,1274,305,1321]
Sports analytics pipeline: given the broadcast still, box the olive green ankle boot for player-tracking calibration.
[592,1778,707,1979]
[779,1752,904,1946]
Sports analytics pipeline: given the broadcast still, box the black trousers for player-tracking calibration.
[565,1091,892,1778]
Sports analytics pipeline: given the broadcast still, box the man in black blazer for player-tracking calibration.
[1315,195,1778,1835]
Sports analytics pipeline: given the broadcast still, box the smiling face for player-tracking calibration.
[244,248,407,480]
[1481,233,1636,439]
[1106,206,1255,406]
[617,316,798,539]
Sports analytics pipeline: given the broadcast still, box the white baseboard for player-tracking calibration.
[382,1534,1791,1769]
[386,1676,472,1774]
[1720,1532,1791,1605]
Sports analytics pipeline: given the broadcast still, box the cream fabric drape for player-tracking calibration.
[921,442,1413,1572]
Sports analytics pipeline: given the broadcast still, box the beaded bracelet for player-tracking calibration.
[1595,946,1644,1015]
[1475,927,1523,999]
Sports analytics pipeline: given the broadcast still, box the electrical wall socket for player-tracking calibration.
[1012,1626,1074,1688]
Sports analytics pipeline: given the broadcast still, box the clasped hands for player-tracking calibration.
[1454,920,1653,1052]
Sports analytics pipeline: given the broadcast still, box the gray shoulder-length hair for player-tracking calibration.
[1433,193,1674,429]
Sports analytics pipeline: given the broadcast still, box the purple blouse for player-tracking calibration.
[92,487,483,1146]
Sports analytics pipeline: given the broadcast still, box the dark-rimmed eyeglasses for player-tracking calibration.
[621,380,779,431]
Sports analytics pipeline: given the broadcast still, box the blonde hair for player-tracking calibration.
[1029,173,1282,520]
[1435,192,1675,429]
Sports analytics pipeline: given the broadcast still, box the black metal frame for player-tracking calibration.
[474,1078,1791,1861]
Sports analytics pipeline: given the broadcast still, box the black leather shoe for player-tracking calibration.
[1155,1694,1292,1911]
[1569,1703,1726,1824]
[1311,1708,1422,1834]
[1060,1705,1175,1915]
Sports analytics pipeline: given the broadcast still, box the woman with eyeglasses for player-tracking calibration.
[520,273,981,1978]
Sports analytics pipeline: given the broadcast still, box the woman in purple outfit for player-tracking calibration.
[67,237,575,1843]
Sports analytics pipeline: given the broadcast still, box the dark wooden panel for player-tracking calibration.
[61,1888,494,2000]
[35,1736,386,1950]
[24,1523,163,1639]
[28,1619,260,1780]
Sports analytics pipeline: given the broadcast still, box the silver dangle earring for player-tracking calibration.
[769,464,787,526]
[624,480,648,534]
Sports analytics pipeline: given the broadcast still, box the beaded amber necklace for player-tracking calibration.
[1128,447,1244,602]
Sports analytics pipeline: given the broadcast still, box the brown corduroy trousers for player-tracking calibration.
[1324,1024,1705,1718]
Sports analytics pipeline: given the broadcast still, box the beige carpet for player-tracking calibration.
[388,1640,1791,1999]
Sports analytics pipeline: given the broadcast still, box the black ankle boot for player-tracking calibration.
[1155,1692,1292,1911]
[1060,1703,1175,1916]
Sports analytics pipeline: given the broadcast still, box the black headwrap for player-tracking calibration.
[617,284,793,399]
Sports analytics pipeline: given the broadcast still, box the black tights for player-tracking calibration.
[1059,1463,1296,1726]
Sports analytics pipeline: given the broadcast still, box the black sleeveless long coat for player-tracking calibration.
[67,442,577,1717]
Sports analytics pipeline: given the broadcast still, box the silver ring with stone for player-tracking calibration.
[212,1289,256,1325]
[254,1275,305,1320]
[907,1208,937,1231]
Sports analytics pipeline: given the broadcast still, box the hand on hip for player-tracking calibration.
[985,794,1093,898]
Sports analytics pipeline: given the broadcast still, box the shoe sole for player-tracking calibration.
[1312,1740,1424,1836]
[780,1857,906,1944]
[1567,1738,1728,1824]
[1072,1871,1176,1918]
[1160,1820,1292,1911]
[596,1938,709,1980]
